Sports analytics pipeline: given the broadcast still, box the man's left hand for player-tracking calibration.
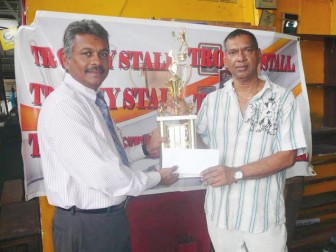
[201,165,236,187]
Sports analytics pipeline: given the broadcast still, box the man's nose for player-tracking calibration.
[91,52,102,64]
[236,49,246,60]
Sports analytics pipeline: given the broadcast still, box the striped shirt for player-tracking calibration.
[37,73,160,209]
[196,76,307,233]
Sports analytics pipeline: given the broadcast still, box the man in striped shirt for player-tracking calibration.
[197,29,307,251]
[37,19,178,252]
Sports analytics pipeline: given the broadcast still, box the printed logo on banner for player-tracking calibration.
[219,68,232,89]
[3,29,14,40]
[0,26,17,51]
[197,43,223,76]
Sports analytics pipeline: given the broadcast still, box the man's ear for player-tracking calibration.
[257,48,262,62]
[63,54,70,71]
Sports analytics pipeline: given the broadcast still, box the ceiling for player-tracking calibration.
[0,0,21,23]
[0,0,21,80]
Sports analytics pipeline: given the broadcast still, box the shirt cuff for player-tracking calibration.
[145,171,161,189]
[127,144,146,163]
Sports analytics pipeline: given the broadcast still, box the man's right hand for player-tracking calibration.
[162,96,190,115]
[158,166,179,185]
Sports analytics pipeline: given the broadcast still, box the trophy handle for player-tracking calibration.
[181,65,192,97]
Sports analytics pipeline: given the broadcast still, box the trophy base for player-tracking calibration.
[157,115,197,149]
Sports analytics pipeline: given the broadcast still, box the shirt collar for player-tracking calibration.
[64,73,98,101]
[226,75,272,99]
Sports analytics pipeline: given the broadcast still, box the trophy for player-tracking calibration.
[157,28,197,149]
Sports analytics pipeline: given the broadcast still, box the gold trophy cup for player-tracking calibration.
[157,28,197,149]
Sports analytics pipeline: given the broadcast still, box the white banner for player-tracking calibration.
[15,11,314,200]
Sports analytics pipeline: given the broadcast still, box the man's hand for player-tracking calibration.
[145,128,166,156]
[162,96,190,115]
[158,166,179,185]
[201,165,236,187]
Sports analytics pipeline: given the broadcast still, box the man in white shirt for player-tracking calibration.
[37,19,178,252]
[197,29,308,252]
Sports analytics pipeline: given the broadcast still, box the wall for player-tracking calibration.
[0,19,18,28]
[273,0,301,33]
[274,0,335,35]
[272,0,334,129]
[25,0,258,26]
[332,2,336,34]
[300,38,325,129]
[25,0,336,35]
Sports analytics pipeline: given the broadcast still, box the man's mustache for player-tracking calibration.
[85,66,105,73]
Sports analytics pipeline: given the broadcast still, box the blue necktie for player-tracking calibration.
[95,91,130,166]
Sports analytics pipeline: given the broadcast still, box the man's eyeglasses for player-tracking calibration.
[225,46,256,58]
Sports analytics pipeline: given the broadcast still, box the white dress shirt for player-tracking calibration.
[37,73,160,209]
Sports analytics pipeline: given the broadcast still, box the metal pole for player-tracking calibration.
[0,57,9,115]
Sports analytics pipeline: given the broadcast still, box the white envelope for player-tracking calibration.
[162,148,219,177]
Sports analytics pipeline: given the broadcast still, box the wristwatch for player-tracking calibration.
[142,143,150,156]
[234,169,244,182]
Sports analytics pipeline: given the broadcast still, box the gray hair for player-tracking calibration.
[63,19,109,57]
[224,29,259,50]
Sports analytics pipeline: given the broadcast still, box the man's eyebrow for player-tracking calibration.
[225,46,255,50]
[79,47,93,51]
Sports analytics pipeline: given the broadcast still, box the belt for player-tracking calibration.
[57,201,127,214]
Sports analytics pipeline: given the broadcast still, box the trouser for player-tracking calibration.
[207,215,287,252]
[53,203,131,252]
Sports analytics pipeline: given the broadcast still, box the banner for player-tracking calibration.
[15,11,314,200]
